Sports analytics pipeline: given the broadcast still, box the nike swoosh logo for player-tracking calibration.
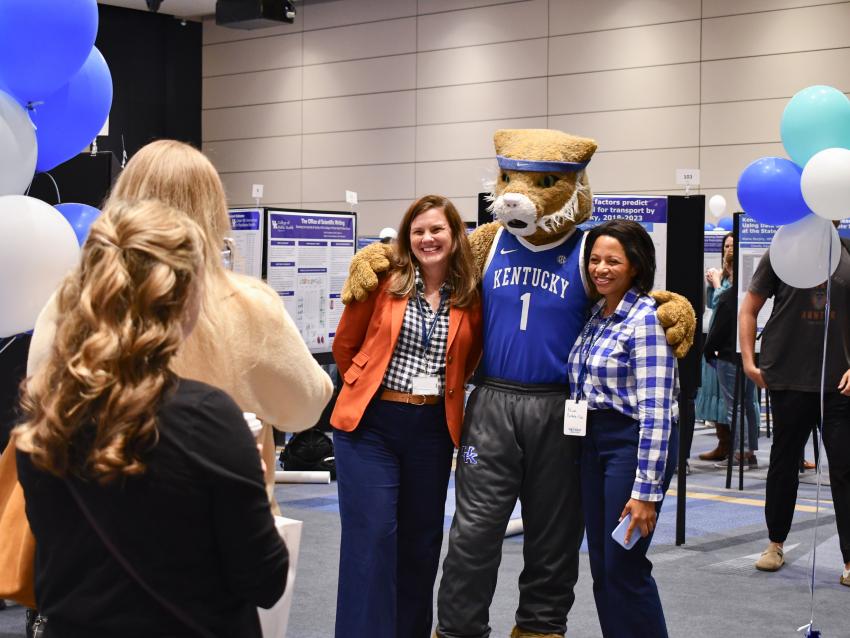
[500,248,518,255]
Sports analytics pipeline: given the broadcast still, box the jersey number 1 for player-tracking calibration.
[519,292,531,331]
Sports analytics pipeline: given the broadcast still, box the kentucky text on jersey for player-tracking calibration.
[491,266,571,298]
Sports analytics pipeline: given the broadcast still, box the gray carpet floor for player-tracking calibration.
[2,425,847,637]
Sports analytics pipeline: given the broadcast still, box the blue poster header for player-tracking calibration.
[269,212,354,240]
[228,209,261,231]
[583,195,668,227]
[704,232,727,254]
[739,214,779,249]
[358,236,381,250]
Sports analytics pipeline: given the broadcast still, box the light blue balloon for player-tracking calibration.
[717,217,733,231]
[704,223,716,231]
[55,203,101,245]
[0,0,98,103]
[30,47,113,173]
[781,85,850,166]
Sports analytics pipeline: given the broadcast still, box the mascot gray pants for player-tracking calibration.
[436,378,583,637]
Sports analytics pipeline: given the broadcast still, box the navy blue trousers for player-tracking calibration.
[581,409,678,638]
[334,398,454,638]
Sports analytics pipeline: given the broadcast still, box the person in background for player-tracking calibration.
[740,234,850,582]
[567,220,678,638]
[330,195,482,638]
[27,140,334,512]
[703,249,759,468]
[695,232,733,461]
[16,199,288,636]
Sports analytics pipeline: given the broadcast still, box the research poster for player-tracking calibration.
[703,231,728,331]
[357,236,381,250]
[227,208,264,279]
[583,195,667,290]
[736,214,778,352]
[266,210,356,353]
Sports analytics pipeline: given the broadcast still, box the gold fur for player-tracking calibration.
[510,626,563,638]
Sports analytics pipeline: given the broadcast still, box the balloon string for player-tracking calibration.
[43,171,60,204]
[0,336,17,356]
[807,235,832,629]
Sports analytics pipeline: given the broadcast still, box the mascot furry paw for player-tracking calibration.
[343,128,695,637]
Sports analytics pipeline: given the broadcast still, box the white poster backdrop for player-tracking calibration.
[267,210,356,353]
[582,195,668,290]
[228,209,264,279]
[736,214,778,353]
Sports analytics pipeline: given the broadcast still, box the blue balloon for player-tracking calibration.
[55,203,101,245]
[716,218,733,231]
[781,85,850,166]
[736,156,812,226]
[30,47,112,173]
[704,223,716,231]
[0,0,98,103]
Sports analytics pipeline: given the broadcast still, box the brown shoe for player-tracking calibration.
[698,424,730,461]
[510,627,564,638]
[755,544,785,571]
[841,569,850,587]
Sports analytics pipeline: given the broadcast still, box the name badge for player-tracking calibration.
[411,375,440,396]
[564,399,588,437]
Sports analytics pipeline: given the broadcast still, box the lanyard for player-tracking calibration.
[575,306,614,401]
[415,288,447,354]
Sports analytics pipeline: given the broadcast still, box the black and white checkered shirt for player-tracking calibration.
[381,269,450,395]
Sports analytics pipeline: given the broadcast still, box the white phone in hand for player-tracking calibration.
[611,513,639,550]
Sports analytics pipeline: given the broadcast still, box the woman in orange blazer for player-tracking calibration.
[331,195,482,638]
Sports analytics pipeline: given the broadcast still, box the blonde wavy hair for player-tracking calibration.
[388,195,479,308]
[15,199,205,483]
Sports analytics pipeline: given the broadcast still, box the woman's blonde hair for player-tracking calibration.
[15,199,205,483]
[387,195,479,308]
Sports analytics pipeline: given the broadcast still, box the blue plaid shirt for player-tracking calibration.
[567,287,678,502]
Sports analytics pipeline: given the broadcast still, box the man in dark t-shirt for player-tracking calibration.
[739,238,850,586]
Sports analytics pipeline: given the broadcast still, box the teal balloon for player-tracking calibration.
[781,85,850,166]
[55,203,101,245]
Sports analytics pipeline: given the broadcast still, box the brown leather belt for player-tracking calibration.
[380,388,441,406]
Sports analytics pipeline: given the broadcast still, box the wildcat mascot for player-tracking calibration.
[343,128,694,638]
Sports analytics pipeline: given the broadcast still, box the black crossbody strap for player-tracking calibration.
[66,481,216,638]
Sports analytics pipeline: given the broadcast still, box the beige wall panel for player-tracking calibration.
[702,4,850,60]
[700,142,785,188]
[549,105,699,152]
[588,148,699,192]
[303,91,415,134]
[203,136,302,173]
[702,0,837,19]
[203,17,301,46]
[302,0,416,30]
[549,21,700,75]
[220,170,302,206]
[702,49,850,103]
[700,187,741,223]
[549,64,700,114]
[203,32,302,77]
[700,99,787,146]
[417,38,547,89]
[302,164,415,202]
[203,67,302,109]
[416,116,547,162]
[307,199,410,235]
[418,0,516,15]
[418,77,546,125]
[417,0,547,50]
[550,0,700,35]
[203,101,302,142]
[302,128,415,168]
[302,18,416,66]
[416,159,497,198]
[303,55,416,100]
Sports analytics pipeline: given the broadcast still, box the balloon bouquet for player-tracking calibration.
[0,0,112,339]
[736,85,850,638]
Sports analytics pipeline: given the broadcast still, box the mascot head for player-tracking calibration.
[489,129,597,244]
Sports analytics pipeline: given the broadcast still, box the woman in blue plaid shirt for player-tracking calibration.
[567,220,678,638]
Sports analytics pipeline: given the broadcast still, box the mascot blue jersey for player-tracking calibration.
[481,227,590,385]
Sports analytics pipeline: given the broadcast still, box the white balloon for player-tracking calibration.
[769,214,840,289]
[801,147,850,221]
[0,195,79,337]
[708,194,727,217]
[0,90,37,196]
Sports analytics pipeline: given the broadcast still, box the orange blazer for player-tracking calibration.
[330,279,483,447]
